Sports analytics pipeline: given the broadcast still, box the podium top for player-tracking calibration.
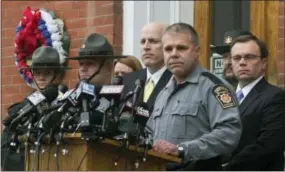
[65,133,181,163]
[18,133,181,163]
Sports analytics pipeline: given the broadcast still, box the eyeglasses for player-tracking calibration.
[231,54,261,62]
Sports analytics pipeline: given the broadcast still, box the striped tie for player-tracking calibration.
[236,90,244,103]
[143,77,154,102]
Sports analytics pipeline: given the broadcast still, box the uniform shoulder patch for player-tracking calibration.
[212,85,236,109]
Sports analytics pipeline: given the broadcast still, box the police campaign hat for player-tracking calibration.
[210,30,253,55]
[69,33,127,60]
[29,46,70,70]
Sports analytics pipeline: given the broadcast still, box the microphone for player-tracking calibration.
[133,102,150,127]
[78,80,98,128]
[100,76,124,104]
[40,88,79,132]
[58,84,68,94]
[132,79,143,107]
[41,81,100,132]
[3,85,59,127]
[118,101,150,134]
[40,82,84,131]
[57,81,96,110]
[78,81,96,100]
[118,101,136,134]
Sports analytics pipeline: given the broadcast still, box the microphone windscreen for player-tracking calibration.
[41,85,59,103]
[118,112,137,134]
[135,79,143,87]
[41,110,62,131]
[58,84,68,94]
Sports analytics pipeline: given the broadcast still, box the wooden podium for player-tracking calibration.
[24,133,181,171]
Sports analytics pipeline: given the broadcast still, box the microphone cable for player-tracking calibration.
[76,150,88,171]
[31,132,45,171]
[55,131,61,171]
[46,129,53,171]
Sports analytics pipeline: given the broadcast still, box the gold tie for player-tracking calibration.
[143,77,154,102]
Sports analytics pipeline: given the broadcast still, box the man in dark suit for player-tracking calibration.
[122,22,172,113]
[224,34,285,170]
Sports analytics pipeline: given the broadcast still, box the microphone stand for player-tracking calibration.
[26,114,36,145]
[26,113,40,171]
[58,112,71,156]
[80,97,92,140]
[113,132,130,170]
[53,111,73,171]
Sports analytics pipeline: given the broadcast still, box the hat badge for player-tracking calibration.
[224,36,233,44]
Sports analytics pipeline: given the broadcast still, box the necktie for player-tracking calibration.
[236,90,244,103]
[143,77,154,102]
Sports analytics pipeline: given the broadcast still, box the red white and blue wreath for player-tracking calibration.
[14,6,70,87]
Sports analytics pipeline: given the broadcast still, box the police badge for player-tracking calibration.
[212,85,236,109]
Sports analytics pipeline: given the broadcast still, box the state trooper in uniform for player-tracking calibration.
[146,23,242,170]
[1,46,69,171]
[64,33,126,124]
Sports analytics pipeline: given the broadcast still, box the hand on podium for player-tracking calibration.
[152,140,178,157]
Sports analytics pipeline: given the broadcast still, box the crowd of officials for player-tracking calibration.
[1,22,285,171]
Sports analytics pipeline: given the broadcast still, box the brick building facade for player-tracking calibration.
[1,1,123,116]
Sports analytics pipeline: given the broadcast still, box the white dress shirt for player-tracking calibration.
[146,66,167,86]
[236,76,263,104]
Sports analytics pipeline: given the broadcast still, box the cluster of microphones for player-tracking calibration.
[2,76,153,169]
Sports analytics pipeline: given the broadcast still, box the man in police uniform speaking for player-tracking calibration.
[146,23,242,170]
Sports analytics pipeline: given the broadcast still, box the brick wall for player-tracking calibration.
[1,1,123,117]
[278,0,285,88]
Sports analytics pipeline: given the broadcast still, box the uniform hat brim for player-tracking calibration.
[68,55,128,60]
[69,33,128,60]
[210,45,230,55]
[20,65,72,70]
[210,30,253,55]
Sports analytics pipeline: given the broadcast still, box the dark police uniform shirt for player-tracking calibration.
[147,63,242,162]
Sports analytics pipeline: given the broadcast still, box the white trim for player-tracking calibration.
[146,1,154,24]
[175,1,180,22]
[170,1,180,24]
[123,1,135,55]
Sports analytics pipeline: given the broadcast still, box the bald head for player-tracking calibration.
[140,22,168,73]
[141,22,168,37]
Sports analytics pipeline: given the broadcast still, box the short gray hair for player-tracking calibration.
[164,22,199,46]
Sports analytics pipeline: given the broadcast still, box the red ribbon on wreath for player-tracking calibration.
[14,7,43,84]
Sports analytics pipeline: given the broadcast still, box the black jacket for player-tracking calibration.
[1,102,26,171]
[224,78,285,170]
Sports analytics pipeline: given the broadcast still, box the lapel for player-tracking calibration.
[239,77,267,116]
[147,69,172,111]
